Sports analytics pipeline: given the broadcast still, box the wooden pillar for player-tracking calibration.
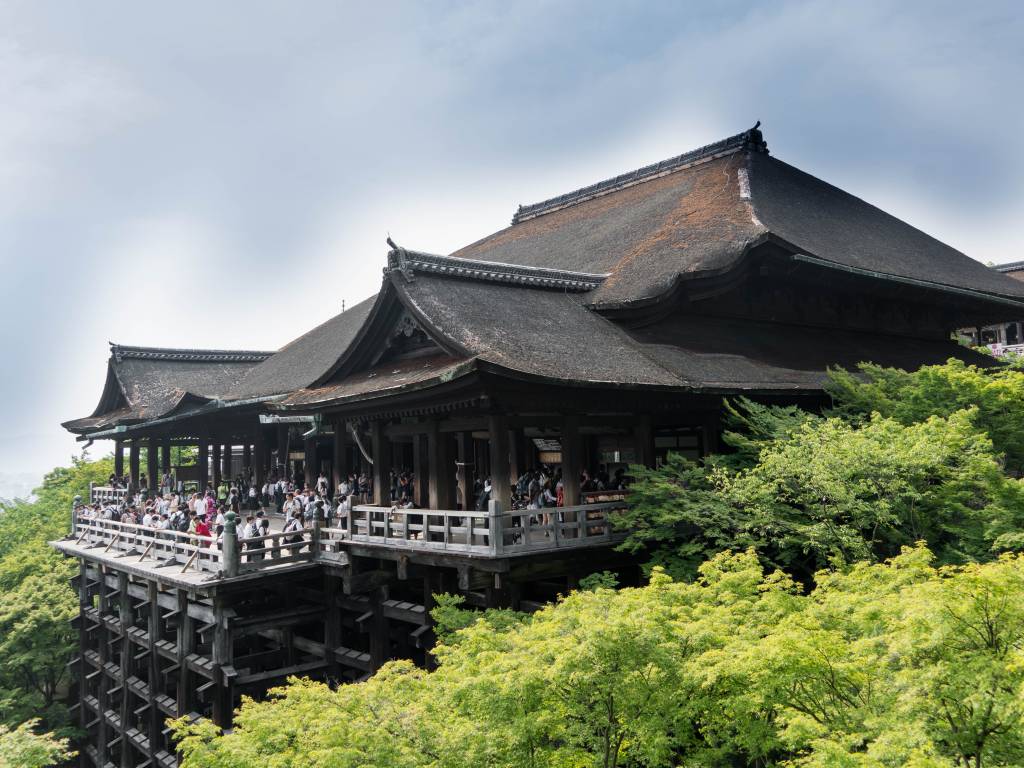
[129,440,140,489]
[427,421,453,510]
[254,428,267,489]
[702,412,720,455]
[456,432,473,511]
[242,443,251,474]
[212,443,221,491]
[509,427,523,483]
[369,586,390,670]
[147,436,158,492]
[488,414,511,508]
[561,414,581,507]
[634,414,654,468]
[332,419,347,493]
[146,581,161,761]
[303,436,316,490]
[95,566,110,767]
[412,433,429,507]
[222,443,232,482]
[212,596,234,728]
[371,421,391,506]
[161,437,171,476]
[276,425,289,476]
[324,573,341,682]
[175,590,194,717]
[198,441,209,491]
[117,572,132,768]
[114,439,124,478]
[76,562,90,736]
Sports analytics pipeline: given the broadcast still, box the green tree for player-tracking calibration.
[0,719,72,768]
[615,410,1024,580]
[171,548,1024,768]
[826,359,1024,474]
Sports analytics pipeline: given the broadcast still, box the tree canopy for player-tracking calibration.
[172,547,1024,768]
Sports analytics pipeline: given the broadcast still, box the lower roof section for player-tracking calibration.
[627,314,997,392]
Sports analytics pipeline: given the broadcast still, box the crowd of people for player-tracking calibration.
[80,462,631,550]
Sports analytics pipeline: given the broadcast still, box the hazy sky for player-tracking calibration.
[1,0,1022,484]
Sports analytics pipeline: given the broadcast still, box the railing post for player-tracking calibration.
[71,494,82,536]
[488,500,503,556]
[222,512,240,578]
[312,515,322,558]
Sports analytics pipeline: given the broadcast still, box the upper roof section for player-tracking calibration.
[511,125,768,224]
[452,124,1024,310]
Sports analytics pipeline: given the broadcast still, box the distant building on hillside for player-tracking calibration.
[959,261,1024,353]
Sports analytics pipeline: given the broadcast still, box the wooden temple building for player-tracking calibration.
[53,125,1024,767]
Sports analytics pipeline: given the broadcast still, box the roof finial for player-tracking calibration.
[386,234,399,251]
[744,121,768,153]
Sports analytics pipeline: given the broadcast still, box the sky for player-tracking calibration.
[1,0,1022,490]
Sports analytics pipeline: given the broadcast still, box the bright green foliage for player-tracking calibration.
[0,719,73,768]
[172,549,1024,768]
[615,410,1024,579]
[718,396,817,470]
[0,452,112,735]
[826,359,1024,474]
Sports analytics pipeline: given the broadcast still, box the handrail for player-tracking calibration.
[69,499,629,575]
[338,500,628,556]
[71,516,318,577]
[89,485,128,505]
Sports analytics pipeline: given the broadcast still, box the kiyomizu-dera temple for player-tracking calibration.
[54,125,1024,767]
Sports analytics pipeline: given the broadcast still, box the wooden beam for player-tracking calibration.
[456,431,473,511]
[634,414,654,468]
[129,441,141,490]
[332,418,347,494]
[370,421,391,506]
[147,437,158,495]
[561,414,581,507]
[197,442,209,492]
[488,414,511,508]
[412,433,428,507]
[212,443,221,491]
[303,436,316,490]
[114,440,124,479]
[427,421,453,510]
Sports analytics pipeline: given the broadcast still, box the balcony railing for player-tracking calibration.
[324,501,628,557]
[67,499,629,577]
[70,517,317,577]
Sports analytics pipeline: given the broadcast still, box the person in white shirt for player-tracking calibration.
[195,494,208,518]
[142,512,153,527]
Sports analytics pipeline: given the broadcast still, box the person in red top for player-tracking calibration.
[194,516,212,544]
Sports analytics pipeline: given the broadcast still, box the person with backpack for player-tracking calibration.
[282,509,304,555]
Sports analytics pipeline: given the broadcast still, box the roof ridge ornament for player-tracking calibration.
[385,248,607,292]
[511,124,769,224]
[108,344,273,364]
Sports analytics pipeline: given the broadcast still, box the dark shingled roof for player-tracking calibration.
[451,127,1024,308]
[282,354,473,408]
[62,344,272,433]
[391,270,682,387]
[226,294,377,399]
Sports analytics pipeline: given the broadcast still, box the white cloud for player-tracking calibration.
[0,39,146,218]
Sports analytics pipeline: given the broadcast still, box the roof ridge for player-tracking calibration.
[511,123,769,224]
[995,260,1024,273]
[110,344,274,363]
[385,248,608,292]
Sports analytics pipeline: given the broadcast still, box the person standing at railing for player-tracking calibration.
[283,509,304,554]
[195,514,211,546]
